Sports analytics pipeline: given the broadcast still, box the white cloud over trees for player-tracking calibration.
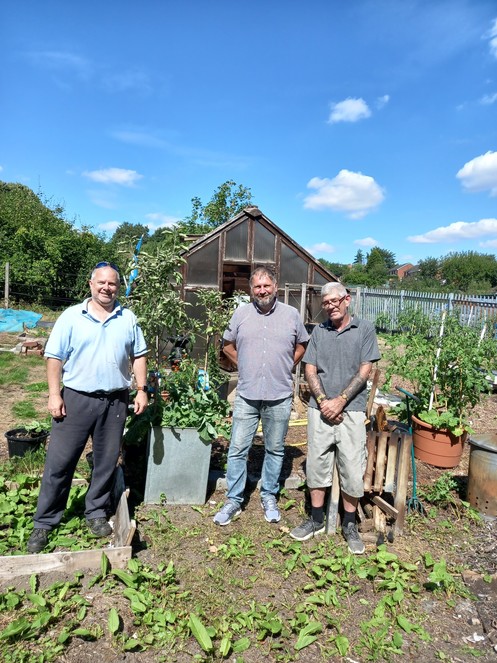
[456,151,497,196]
[304,170,385,219]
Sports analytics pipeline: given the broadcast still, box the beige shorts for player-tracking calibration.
[306,408,367,498]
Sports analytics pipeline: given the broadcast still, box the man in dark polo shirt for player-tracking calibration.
[213,265,309,526]
[290,281,380,553]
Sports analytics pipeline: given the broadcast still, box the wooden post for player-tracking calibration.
[4,262,9,309]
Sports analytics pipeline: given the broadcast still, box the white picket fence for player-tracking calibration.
[349,287,497,333]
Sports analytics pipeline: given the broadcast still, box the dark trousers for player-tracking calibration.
[33,387,129,530]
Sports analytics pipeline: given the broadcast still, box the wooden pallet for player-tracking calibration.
[325,428,412,537]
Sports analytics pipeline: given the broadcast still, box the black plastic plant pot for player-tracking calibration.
[4,428,49,458]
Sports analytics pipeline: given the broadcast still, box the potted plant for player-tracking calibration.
[4,419,51,458]
[120,237,239,504]
[384,308,497,467]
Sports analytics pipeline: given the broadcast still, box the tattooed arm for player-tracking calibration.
[319,362,373,421]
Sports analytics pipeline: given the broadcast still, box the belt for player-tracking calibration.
[69,387,128,398]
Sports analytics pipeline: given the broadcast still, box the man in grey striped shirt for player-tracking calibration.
[213,265,309,526]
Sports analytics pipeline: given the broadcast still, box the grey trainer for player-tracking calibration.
[290,517,325,541]
[213,501,242,526]
[342,522,365,554]
[261,495,281,523]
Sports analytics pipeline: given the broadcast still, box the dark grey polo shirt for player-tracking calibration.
[304,317,380,411]
[223,301,309,401]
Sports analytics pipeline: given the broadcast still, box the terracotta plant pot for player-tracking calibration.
[411,414,466,469]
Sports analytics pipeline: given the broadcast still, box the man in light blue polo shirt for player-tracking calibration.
[27,263,148,553]
[213,265,309,526]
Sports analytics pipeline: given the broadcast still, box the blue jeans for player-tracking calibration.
[226,394,292,506]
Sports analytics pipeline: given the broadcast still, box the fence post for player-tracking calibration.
[4,262,9,309]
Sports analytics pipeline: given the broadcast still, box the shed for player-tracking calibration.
[180,206,338,335]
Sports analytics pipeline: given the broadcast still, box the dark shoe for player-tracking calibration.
[27,528,49,553]
[342,522,365,554]
[290,517,325,541]
[86,517,112,537]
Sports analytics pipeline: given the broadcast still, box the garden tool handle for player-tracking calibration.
[395,386,420,403]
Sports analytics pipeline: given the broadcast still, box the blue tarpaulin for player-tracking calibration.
[0,309,43,333]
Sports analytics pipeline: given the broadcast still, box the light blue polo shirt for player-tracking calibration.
[44,299,148,393]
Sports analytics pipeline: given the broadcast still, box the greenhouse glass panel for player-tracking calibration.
[254,223,275,262]
[225,222,248,260]
[279,244,308,285]
[187,239,219,285]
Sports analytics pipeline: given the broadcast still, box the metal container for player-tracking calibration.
[467,434,497,517]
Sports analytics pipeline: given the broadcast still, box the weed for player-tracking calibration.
[420,472,458,507]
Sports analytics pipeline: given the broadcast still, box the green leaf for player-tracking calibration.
[397,615,413,633]
[188,613,213,652]
[101,552,111,577]
[232,636,251,653]
[294,621,322,650]
[112,569,138,588]
[335,635,349,655]
[108,607,120,635]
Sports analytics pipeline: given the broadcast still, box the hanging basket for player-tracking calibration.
[4,428,49,458]
[411,415,466,469]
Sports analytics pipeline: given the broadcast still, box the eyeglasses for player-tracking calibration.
[94,261,120,274]
[322,295,347,308]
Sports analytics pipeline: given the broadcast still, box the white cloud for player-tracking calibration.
[480,92,497,105]
[304,242,336,256]
[480,239,497,248]
[103,69,152,94]
[486,17,497,59]
[408,218,497,243]
[303,170,385,219]
[112,130,170,149]
[376,95,390,109]
[145,212,181,229]
[98,221,121,233]
[354,237,378,248]
[328,98,371,124]
[83,168,143,187]
[0,165,3,172]
[456,151,497,195]
[27,50,92,80]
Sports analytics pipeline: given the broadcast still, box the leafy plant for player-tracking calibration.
[419,473,458,507]
[384,309,497,434]
[158,359,231,442]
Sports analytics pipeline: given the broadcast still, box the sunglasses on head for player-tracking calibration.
[94,261,120,274]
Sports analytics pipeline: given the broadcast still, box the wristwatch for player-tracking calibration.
[136,385,148,393]
[339,392,348,401]
[316,394,326,405]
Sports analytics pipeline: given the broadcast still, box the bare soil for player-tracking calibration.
[1,331,497,661]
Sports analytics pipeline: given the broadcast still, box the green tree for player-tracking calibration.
[0,182,108,304]
[109,222,149,253]
[353,249,365,265]
[439,251,497,293]
[318,259,349,279]
[182,180,253,231]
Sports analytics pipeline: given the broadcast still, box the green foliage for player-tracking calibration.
[439,251,497,292]
[419,473,458,507]
[0,182,108,304]
[122,231,190,370]
[0,472,103,555]
[158,359,231,442]
[182,180,253,231]
[384,309,497,434]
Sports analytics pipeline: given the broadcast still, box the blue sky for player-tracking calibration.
[2,0,497,266]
